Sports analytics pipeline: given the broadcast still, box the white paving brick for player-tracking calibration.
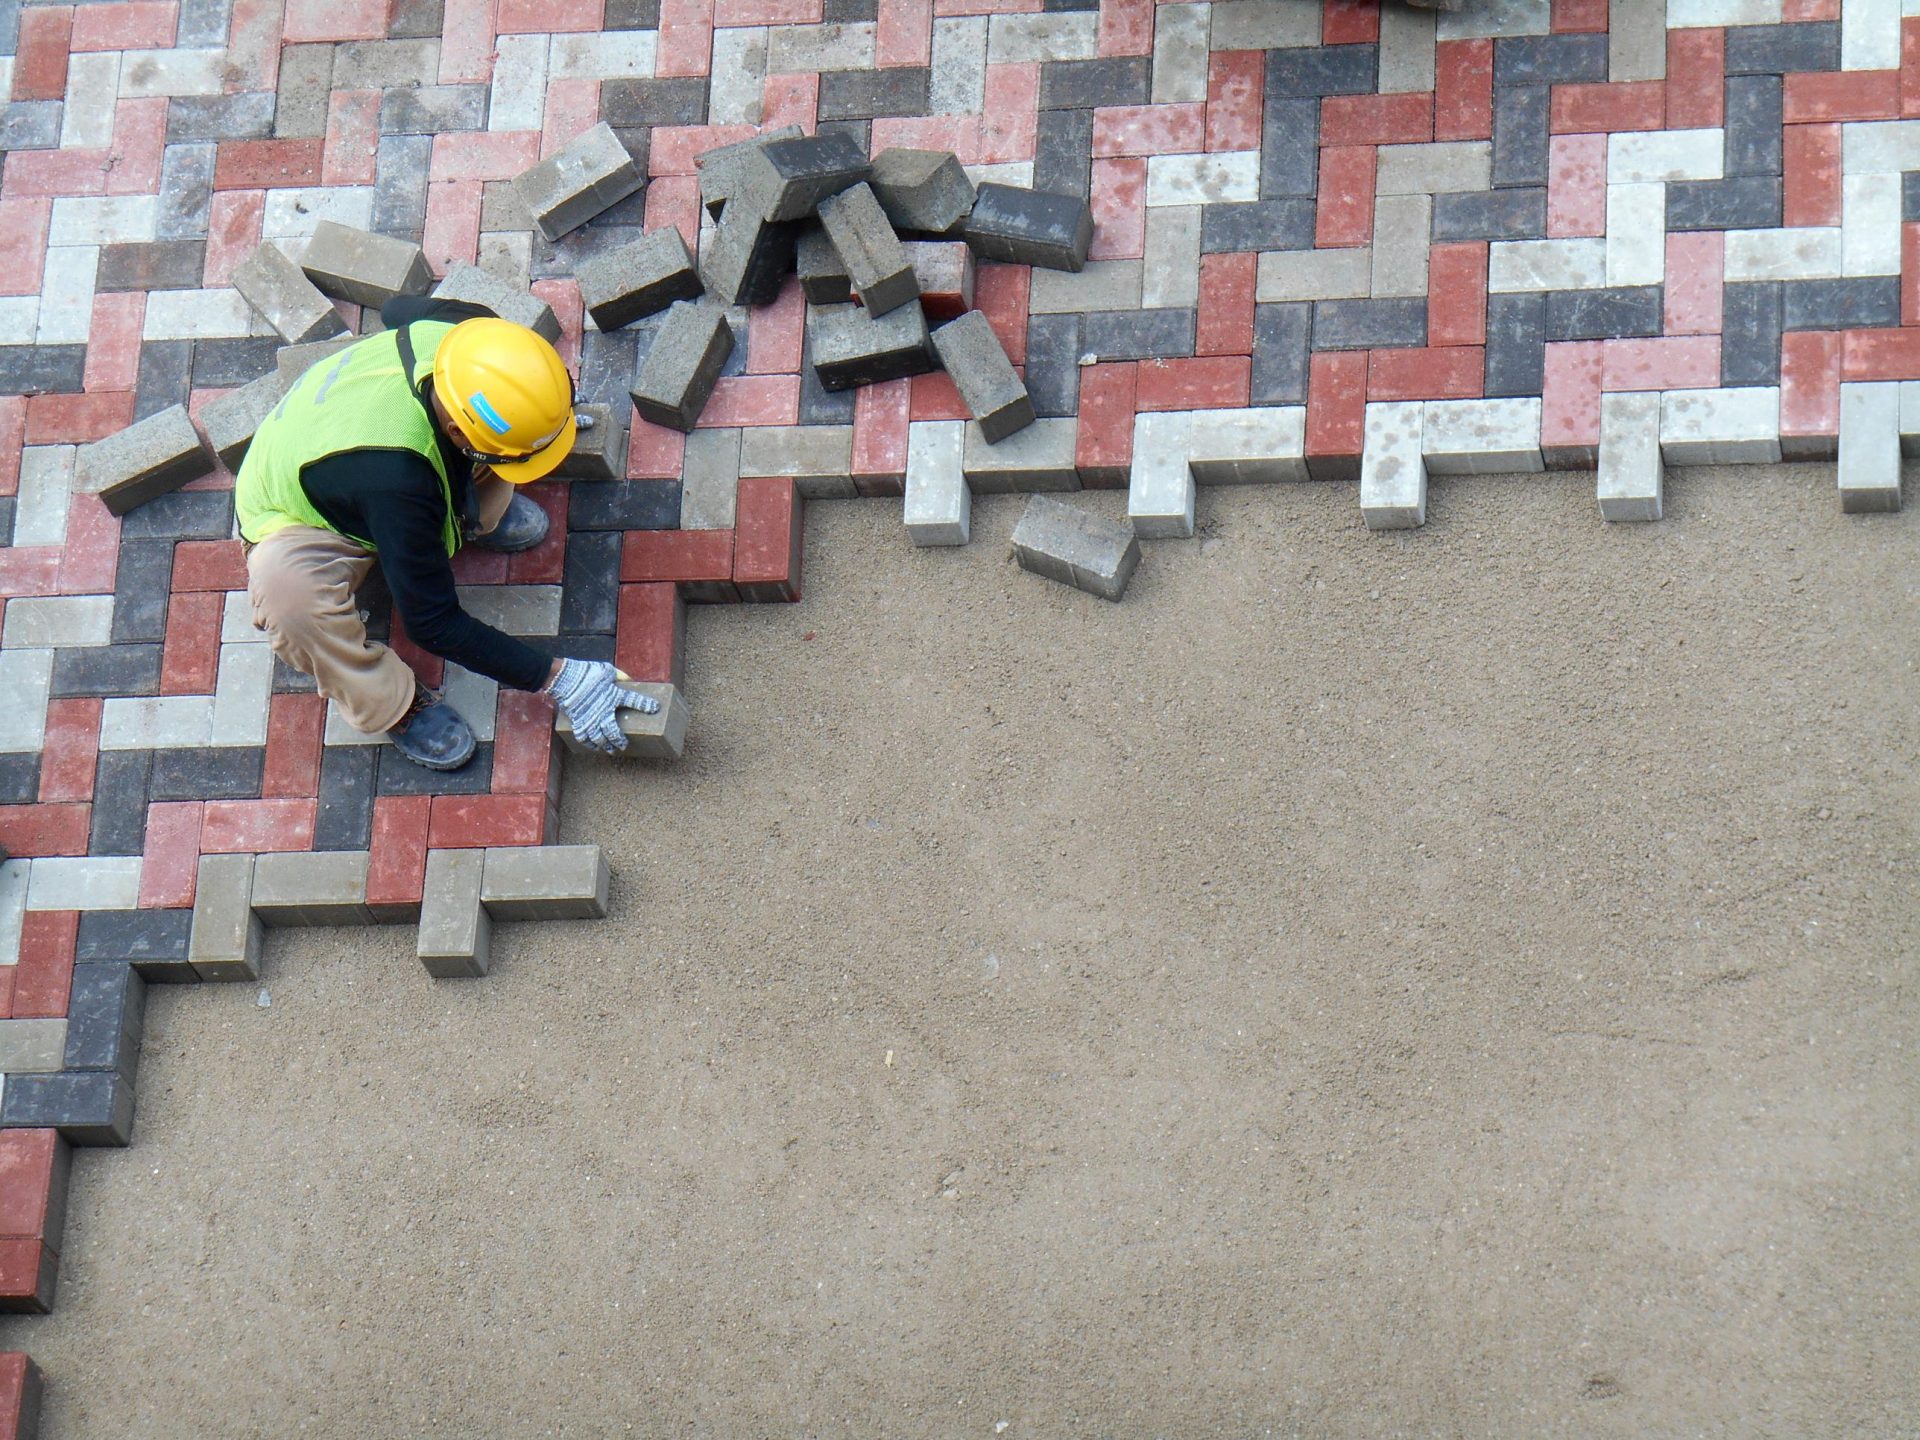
[986,12,1097,63]
[442,663,500,742]
[210,641,276,747]
[324,704,389,746]
[1375,142,1491,195]
[1,596,114,650]
[488,34,550,133]
[222,590,267,644]
[1597,390,1664,522]
[548,30,656,79]
[1256,247,1373,302]
[929,16,987,115]
[1665,0,1778,23]
[49,194,159,248]
[1840,120,1920,174]
[144,287,257,339]
[25,857,142,912]
[455,585,563,635]
[903,421,970,547]
[1437,0,1550,38]
[1128,410,1196,538]
[1898,379,1920,456]
[11,447,76,550]
[1722,226,1844,281]
[1841,173,1902,276]
[1605,182,1667,287]
[1360,401,1427,530]
[1838,381,1903,513]
[60,51,120,149]
[709,27,768,125]
[1607,128,1724,184]
[1422,398,1544,475]
[261,186,376,238]
[1141,205,1201,308]
[116,47,227,96]
[1842,0,1902,70]
[0,297,39,347]
[1487,237,1608,292]
[1659,386,1782,465]
[1150,3,1211,104]
[964,161,1032,188]
[0,861,27,967]
[0,651,54,753]
[767,22,876,72]
[36,246,98,346]
[99,695,215,750]
[1144,151,1260,206]
[1186,407,1308,484]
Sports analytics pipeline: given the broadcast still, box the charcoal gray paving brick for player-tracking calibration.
[1721,281,1782,386]
[1012,494,1139,601]
[98,239,207,291]
[274,43,333,138]
[1905,172,1920,223]
[273,658,319,692]
[798,341,858,424]
[166,92,276,141]
[1033,108,1094,199]
[1725,22,1838,74]
[554,403,628,480]
[1666,175,1781,231]
[1782,277,1899,332]
[110,540,175,643]
[373,133,432,236]
[1024,313,1081,417]
[117,490,233,540]
[701,208,798,306]
[432,263,562,340]
[0,753,38,805]
[1260,97,1319,198]
[1724,74,1783,177]
[1494,33,1606,85]
[233,241,350,344]
[150,746,264,800]
[1252,302,1312,404]
[567,479,682,530]
[1483,293,1546,397]
[603,77,710,129]
[134,339,194,421]
[826,0,877,17]
[0,345,86,394]
[736,132,872,222]
[535,219,648,282]
[389,0,447,39]
[631,300,734,431]
[311,745,375,845]
[577,227,702,332]
[0,1072,135,1146]
[1201,198,1316,253]
[605,0,660,27]
[866,148,977,237]
[1080,307,1195,361]
[964,184,1093,270]
[514,122,646,242]
[88,750,152,857]
[375,742,493,796]
[820,67,931,120]
[73,405,213,516]
[1492,83,1549,189]
[1432,188,1546,241]
[76,908,195,978]
[201,370,290,469]
[0,100,62,150]
[797,224,853,303]
[695,126,805,218]
[561,531,622,634]
[1312,297,1427,351]
[808,301,936,389]
[54,645,163,698]
[1544,286,1664,341]
[301,220,434,307]
[1266,44,1376,96]
[819,182,919,315]
[179,0,233,45]
[1040,56,1150,109]
[379,85,485,135]
[154,140,214,239]
[192,336,280,389]
[932,310,1034,441]
[64,963,147,1080]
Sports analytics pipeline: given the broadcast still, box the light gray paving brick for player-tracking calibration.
[1140,205,1201,309]
[932,311,1033,442]
[1437,0,1550,38]
[1607,128,1724,184]
[188,853,262,982]
[1145,152,1260,206]
[11,448,74,550]
[548,32,657,79]
[0,1020,70,1075]
[48,195,155,249]
[300,221,433,307]
[454,585,563,635]
[818,183,919,315]
[808,301,936,389]
[274,43,334,138]
[1841,120,1920,175]
[24,856,141,910]
[232,241,349,345]
[553,402,627,481]
[930,17,988,116]
[1256,248,1372,302]
[263,186,377,240]
[276,335,357,387]
[201,371,289,471]
[1898,379,1920,458]
[1150,2,1210,104]
[1842,174,1902,277]
[1029,259,1144,314]
[1422,397,1544,475]
[1186,407,1308,484]
[118,47,227,97]
[961,417,1078,492]
[577,227,701,332]
[767,21,877,71]
[1209,0,1320,49]
[1605,182,1666,287]
[630,300,734,430]
[1838,381,1903,513]
[73,405,212,516]
[1609,0,1668,80]
[1723,227,1842,282]
[0,861,27,966]
[1011,494,1140,602]
[987,12,1097,63]
[61,53,119,149]
[695,126,805,219]
[709,27,768,125]
[432,263,562,340]
[903,420,970,546]
[418,849,490,978]
[478,231,535,291]
[1360,401,1427,530]
[98,695,213,751]
[1487,237,1608,292]
[739,424,855,498]
[1659,386,1782,465]
[334,39,443,89]
[1598,390,1664,521]
[2,597,114,651]
[210,641,275,747]
[489,34,550,133]
[36,246,97,346]
[480,845,610,922]
[1128,410,1196,538]
[555,682,689,759]
[142,287,256,340]
[1842,0,1901,71]
[1378,2,1436,93]
[680,427,741,528]
[512,122,645,243]
[1370,193,1433,298]
[249,851,373,926]
[1375,142,1492,195]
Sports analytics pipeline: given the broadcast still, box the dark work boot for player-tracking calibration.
[469,491,550,553]
[387,685,477,771]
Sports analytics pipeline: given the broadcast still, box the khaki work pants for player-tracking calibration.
[246,475,514,735]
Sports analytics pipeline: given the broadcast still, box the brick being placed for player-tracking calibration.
[1360,401,1428,531]
[479,845,610,922]
[1837,382,1902,515]
[738,425,856,499]
[73,405,213,516]
[299,220,434,308]
[903,420,970,546]
[807,301,937,390]
[418,849,489,978]
[1128,410,1196,538]
[552,403,628,481]
[796,226,852,305]
[554,681,689,758]
[732,131,871,223]
[431,263,562,342]
[1011,494,1141,602]
[816,183,919,317]
[963,184,1095,272]
[630,301,735,432]
[867,149,976,237]
[696,125,805,219]
[248,850,373,927]
[961,418,1078,493]
[1597,391,1664,523]
[701,208,798,308]
[512,122,645,242]
[200,371,290,470]
[931,310,1034,443]
[905,242,974,321]
[1186,407,1309,484]
[576,228,702,332]
[231,241,348,345]
[187,852,262,982]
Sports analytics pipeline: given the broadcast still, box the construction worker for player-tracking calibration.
[236,297,657,769]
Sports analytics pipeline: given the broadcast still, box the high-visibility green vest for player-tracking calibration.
[236,322,463,554]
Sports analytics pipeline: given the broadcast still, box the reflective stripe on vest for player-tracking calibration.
[235,322,462,555]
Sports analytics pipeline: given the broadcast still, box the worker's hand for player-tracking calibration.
[545,658,660,754]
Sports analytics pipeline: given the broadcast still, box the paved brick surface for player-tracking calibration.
[0,0,1916,1422]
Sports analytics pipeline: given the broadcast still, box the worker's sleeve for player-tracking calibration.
[358,461,555,693]
[381,296,497,330]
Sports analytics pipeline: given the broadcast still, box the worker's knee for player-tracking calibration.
[248,547,356,651]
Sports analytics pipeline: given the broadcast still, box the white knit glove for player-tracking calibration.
[545,659,659,754]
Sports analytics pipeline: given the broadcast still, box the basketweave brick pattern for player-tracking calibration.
[0,0,1915,1424]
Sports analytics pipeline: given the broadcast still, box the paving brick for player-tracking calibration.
[1079,306,1195,360]
[417,846,489,977]
[1265,42,1377,97]
[728,131,870,225]
[1,1071,134,1146]
[509,122,645,243]
[299,219,433,307]
[630,300,735,432]
[576,228,701,334]
[1357,399,1427,529]
[1658,385,1782,465]
[700,207,799,308]
[964,184,1094,271]
[1011,494,1138,600]
[1836,380,1902,513]
[184,850,258,980]
[814,182,916,315]
[73,906,192,978]
[555,678,687,757]
[431,263,561,342]
[231,240,346,346]
[1419,396,1543,473]
[1126,409,1193,536]
[0,1021,70,1076]
[62,961,146,1079]
[1596,388,1663,520]
[902,419,969,545]
[1258,96,1320,198]
[733,474,804,603]
[1491,82,1550,188]
[928,310,1033,442]
[96,238,208,292]
[807,300,936,389]
[199,370,289,471]
[548,402,626,482]
[478,844,608,921]
[71,405,211,517]
[1311,297,1428,351]
[959,416,1078,493]
[249,849,372,926]
[1185,405,1308,483]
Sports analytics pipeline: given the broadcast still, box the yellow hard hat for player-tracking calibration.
[431,317,577,484]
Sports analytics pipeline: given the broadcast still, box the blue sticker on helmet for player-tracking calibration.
[469,391,512,435]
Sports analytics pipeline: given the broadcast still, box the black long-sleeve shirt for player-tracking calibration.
[299,297,552,693]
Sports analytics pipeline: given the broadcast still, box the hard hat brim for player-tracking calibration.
[493,410,577,484]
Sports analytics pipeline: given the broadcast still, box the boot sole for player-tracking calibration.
[387,735,478,772]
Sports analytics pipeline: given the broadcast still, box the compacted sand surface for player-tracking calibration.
[3,466,1915,1437]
